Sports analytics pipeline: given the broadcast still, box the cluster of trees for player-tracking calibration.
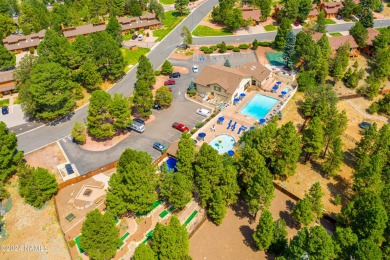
[17,28,124,120]
[368,94,390,116]
[0,42,15,70]
[0,0,165,38]
[17,163,58,208]
[0,122,23,201]
[211,0,246,31]
[276,0,313,23]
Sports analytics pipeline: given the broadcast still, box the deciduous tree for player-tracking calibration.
[181,26,192,45]
[87,90,114,139]
[155,86,173,108]
[0,43,15,70]
[148,0,165,21]
[133,244,156,260]
[208,188,227,225]
[80,209,121,260]
[257,0,272,21]
[13,54,37,84]
[333,227,358,259]
[72,122,87,144]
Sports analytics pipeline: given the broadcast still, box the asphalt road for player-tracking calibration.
[16,0,219,154]
[192,19,390,45]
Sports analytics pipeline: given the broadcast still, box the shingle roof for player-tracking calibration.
[308,4,319,16]
[366,28,379,46]
[238,62,271,84]
[62,23,106,38]
[195,63,271,95]
[328,35,358,50]
[240,6,262,22]
[0,70,14,83]
[323,2,342,14]
[2,30,46,51]
[312,32,324,42]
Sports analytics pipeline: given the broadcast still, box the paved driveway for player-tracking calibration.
[0,105,31,128]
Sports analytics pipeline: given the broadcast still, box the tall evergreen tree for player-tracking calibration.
[133,79,154,118]
[174,0,189,15]
[106,15,123,45]
[110,0,125,16]
[322,137,343,177]
[151,216,190,259]
[297,0,312,22]
[0,122,23,183]
[253,209,274,250]
[317,34,331,59]
[257,0,272,21]
[110,93,132,131]
[208,188,227,225]
[333,227,359,259]
[0,43,15,70]
[175,132,196,181]
[80,209,121,260]
[282,30,296,68]
[161,60,173,75]
[350,22,368,48]
[87,90,115,139]
[360,6,374,28]
[292,197,314,226]
[269,218,288,255]
[76,59,102,91]
[316,11,327,33]
[306,182,324,220]
[352,239,383,259]
[302,117,324,162]
[129,0,142,16]
[274,18,292,50]
[136,55,155,86]
[148,0,165,21]
[13,54,37,84]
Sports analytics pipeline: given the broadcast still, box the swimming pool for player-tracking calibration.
[266,52,284,66]
[165,157,177,172]
[240,94,279,120]
[209,134,235,154]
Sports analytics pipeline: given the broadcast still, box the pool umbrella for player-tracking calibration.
[239,93,246,100]
[259,118,266,124]
[276,81,282,85]
[234,98,240,102]
[218,116,225,123]
[272,86,278,90]
[198,132,206,141]
[227,150,234,156]
[281,91,287,95]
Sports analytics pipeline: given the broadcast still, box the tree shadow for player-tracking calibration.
[48,112,75,126]
[231,201,253,221]
[308,159,325,176]
[279,210,299,230]
[327,175,353,204]
[343,149,356,168]
[285,199,295,211]
[239,225,257,251]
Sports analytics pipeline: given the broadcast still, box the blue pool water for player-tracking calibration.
[240,94,279,120]
[266,52,284,66]
[282,87,292,93]
[166,157,177,172]
[209,134,235,154]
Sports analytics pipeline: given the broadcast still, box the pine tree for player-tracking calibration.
[274,18,292,50]
[282,30,296,68]
[110,0,125,16]
[133,80,154,118]
[257,0,272,21]
[302,117,324,162]
[360,6,374,28]
[350,21,368,47]
[322,137,343,177]
[208,188,227,225]
[297,0,312,22]
[269,218,288,255]
[129,0,142,16]
[80,210,121,260]
[0,43,15,70]
[223,59,231,67]
[106,15,122,45]
[174,0,189,15]
[87,90,115,139]
[292,198,314,226]
[316,11,327,33]
[76,59,102,91]
[110,93,132,131]
[253,209,274,250]
[306,182,324,220]
[136,55,156,86]
[161,60,173,75]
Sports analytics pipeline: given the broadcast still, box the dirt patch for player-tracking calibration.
[24,142,68,184]
[170,52,193,60]
[199,20,226,30]
[190,190,299,260]
[80,132,130,152]
[1,176,70,260]
[173,66,189,74]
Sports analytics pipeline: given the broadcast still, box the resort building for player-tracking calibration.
[362,28,380,55]
[312,33,359,57]
[240,6,262,25]
[320,1,343,18]
[2,30,46,53]
[62,21,107,41]
[0,70,16,95]
[194,62,271,103]
[307,4,319,20]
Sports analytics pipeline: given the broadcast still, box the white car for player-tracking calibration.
[192,65,199,73]
[196,108,210,117]
[138,35,144,41]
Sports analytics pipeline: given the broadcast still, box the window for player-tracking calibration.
[214,86,222,92]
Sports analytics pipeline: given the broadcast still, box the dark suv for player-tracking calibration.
[169,72,181,78]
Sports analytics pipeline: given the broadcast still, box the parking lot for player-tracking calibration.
[192,51,258,67]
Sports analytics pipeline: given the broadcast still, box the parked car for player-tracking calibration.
[172,122,189,132]
[1,106,9,115]
[192,65,199,73]
[177,44,188,49]
[337,14,343,20]
[196,108,210,117]
[138,35,143,41]
[359,122,372,129]
[164,79,176,85]
[169,72,181,78]
[132,34,138,40]
[153,142,166,152]
[128,118,145,133]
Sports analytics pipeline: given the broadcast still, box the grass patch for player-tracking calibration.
[153,11,188,41]
[159,0,174,4]
[0,99,9,106]
[324,18,337,24]
[192,25,233,36]
[330,32,343,37]
[264,24,278,31]
[123,34,135,41]
[185,51,193,56]
[13,97,20,104]
[121,47,150,72]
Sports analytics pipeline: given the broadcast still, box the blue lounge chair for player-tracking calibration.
[231,122,237,131]
[226,120,232,129]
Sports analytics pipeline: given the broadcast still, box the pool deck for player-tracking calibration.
[193,85,297,149]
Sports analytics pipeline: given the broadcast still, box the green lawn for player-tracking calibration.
[153,11,187,41]
[123,34,135,41]
[121,47,150,72]
[324,18,337,25]
[264,24,278,31]
[192,25,233,36]
[0,99,9,107]
[159,0,175,4]
[329,32,343,37]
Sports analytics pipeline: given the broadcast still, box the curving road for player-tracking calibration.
[192,19,390,45]
[16,0,219,155]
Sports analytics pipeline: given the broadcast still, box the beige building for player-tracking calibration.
[2,30,46,53]
[194,62,271,103]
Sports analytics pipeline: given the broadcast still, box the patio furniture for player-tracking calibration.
[226,120,232,129]
[231,122,237,131]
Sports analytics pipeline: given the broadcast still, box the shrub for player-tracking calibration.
[161,60,173,75]
[195,122,204,128]
[387,3,390,7]
[130,29,135,34]
[210,45,218,51]
[187,89,197,96]
[146,32,150,37]
[200,46,208,52]
[333,195,342,206]
[233,47,240,52]
[72,122,87,144]
[74,85,84,99]
[259,41,271,47]
[238,44,249,49]
[29,47,35,54]
[154,70,161,76]
[218,41,227,53]
[190,128,197,134]
[227,45,234,50]
[139,29,144,35]
[68,240,76,248]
